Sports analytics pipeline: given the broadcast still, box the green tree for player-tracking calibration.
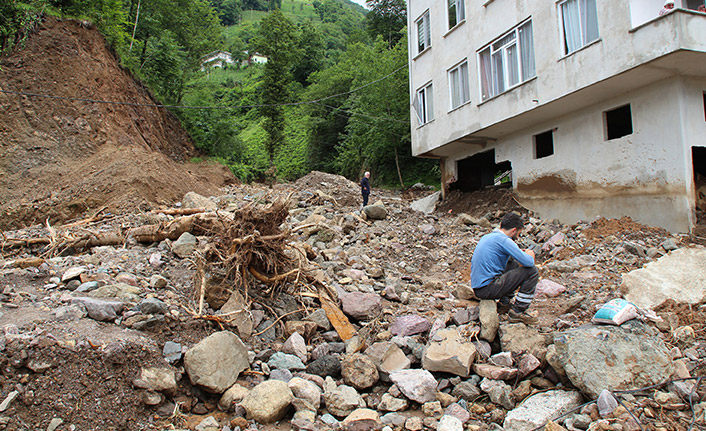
[365,0,405,48]
[141,31,186,103]
[252,9,299,165]
[209,0,242,25]
[291,21,323,86]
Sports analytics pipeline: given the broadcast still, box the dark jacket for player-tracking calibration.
[361,177,370,194]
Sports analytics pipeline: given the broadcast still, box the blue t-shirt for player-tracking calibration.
[470,230,535,289]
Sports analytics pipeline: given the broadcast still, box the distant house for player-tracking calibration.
[200,50,234,71]
[244,51,268,66]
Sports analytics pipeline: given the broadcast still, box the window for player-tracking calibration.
[534,130,554,159]
[448,0,465,29]
[605,104,633,140]
[413,83,434,125]
[703,92,705,122]
[478,20,535,101]
[559,0,599,55]
[416,11,431,54]
[448,61,470,109]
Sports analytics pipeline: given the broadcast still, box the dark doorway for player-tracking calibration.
[695,147,706,178]
[452,149,512,192]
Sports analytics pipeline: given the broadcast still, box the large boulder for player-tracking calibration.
[499,323,548,361]
[422,328,476,377]
[621,246,706,309]
[184,331,249,393]
[71,297,123,321]
[240,380,294,423]
[410,192,441,215]
[363,203,387,220]
[552,321,674,398]
[504,390,583,431]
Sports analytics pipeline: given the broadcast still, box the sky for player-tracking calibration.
[349,0,369,9]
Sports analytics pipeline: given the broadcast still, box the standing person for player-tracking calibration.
[470,212,539,324]
[361,171,371,207]
[659,0,675,15]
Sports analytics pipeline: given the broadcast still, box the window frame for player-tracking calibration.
[558,0,600,55]
[477,19,535,102]
[414,82,434,126]
[533,130,555,159]
[604,104,633,141]
[448,60,471,110]
[447,0,466,30]
[415,10,431,55]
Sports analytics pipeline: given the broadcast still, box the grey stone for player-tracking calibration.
[389,369,438,404]
[552,321,674,398]
[503,390,583,431]
[363,203,387,220]
[452,307,478,325]
[323,382,365,417]
[306,354,341,377]
[139,297,168,315]
[622,246,706,309]
[133,367,177,392]
[410,192,441,215]
[480,378,514,409]
[304,309,332,331]
[52,304,87,321]
[451,381,481,402]
[437,415,463,431]
[218,383,249,411]
[184,331,249,393]
[163,341,182,364]
[172,232,198,258]
[390,315,431,336]
[71,297,123,321]
[89,283,141,302]
[341,292,382,321]
[47,418,63,431]
[378,393,408,412]
[268,352,306,371]
[0,391,19,412]
[422,328,476,377]
[381,412,407,427]
[288,377,322,410]
[472,340,492,360]
[150,275,168,289]
[365,342,411,381]
[662,238,678,251]
[342,353,379,390]
[75,281,99,292]
[479,300,499,341]
[182,191,217,210]
[444,403,471,423]
[240,380,294,424]
[61,266,86,282]
[499,323,547,361]
[270,368,293,382]
[282,332,308,362]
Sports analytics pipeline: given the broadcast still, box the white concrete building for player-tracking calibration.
[200,50,234,71]
[407,0,706,232]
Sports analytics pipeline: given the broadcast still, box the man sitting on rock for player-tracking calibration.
[470,212,539,325]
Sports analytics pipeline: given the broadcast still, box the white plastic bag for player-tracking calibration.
[592,299,638,325]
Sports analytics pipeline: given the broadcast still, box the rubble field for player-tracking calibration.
[1,171,705,431]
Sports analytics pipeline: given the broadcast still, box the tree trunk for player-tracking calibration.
[140,34,149,65]
[394,146,404,190]
[129,0,141,52]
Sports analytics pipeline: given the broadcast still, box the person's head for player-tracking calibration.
[500,212,525,239]
[365,171,370,178]
[664,0,674,9]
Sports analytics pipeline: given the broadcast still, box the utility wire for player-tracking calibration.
[0,64,408,110]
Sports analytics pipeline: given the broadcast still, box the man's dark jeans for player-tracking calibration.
[362,192,369,206]
[473,259,538,312]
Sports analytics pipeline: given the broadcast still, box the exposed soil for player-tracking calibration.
[0,16,235,231]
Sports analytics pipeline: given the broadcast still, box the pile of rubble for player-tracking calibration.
[1,175,705,431]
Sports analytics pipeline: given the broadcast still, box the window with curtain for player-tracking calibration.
[559,0,599,55]
[478,20,535,101]
[447,0,465,29]
[448,61,470,109]
[416,11,431,54]
[413,83,434,125]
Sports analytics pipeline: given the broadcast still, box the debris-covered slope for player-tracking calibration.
[0,17,234,230]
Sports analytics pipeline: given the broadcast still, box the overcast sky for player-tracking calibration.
[349,0,369,9]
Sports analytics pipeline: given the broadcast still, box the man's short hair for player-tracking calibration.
[500,212,524,230]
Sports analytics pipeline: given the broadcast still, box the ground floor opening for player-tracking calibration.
[451,149,512,192]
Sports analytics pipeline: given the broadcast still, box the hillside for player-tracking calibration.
[0,17,235,230]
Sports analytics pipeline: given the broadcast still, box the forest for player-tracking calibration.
[1,0,438,187]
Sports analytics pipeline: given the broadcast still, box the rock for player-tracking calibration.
[390,315,431,336]
[61,266,86,282]
[472,341,492,360]
[489,352,513,367]
[90,283,141,302]
[0,391,19,412]
[378,393,408,412]
[422,400,443,418]
[47,418,64,431]
[365,342,411,381]
[75,281,99,292]
[518,354,541,377]
[142,391,164,406]
[139,297,168,315]
[271,368,293,382]
[306,354,341,377]
[389,369,438,404]
[172,232,198,258]
[71,297,123,321]
[451,381,481,402]
[437,415,463,431]
[341,292,382,320]
[622,246,706,308]
[283,332,308,362]
[323,382,366,417]
[163,341,182,364]
[342,408,381,431]
[195,416,219,430]
[269,352,306,371]
[304,309,332,331]
[182,191,217,210]
[503,390,583,431]
[218,383,249,411]
[184,331,249,393]
[552,321,674,398]
[221,291,254,339]
[479,300,499,341]
[499,323,547,361]
[422,328,476,377]
[240,380,294,424]
[342,353,379,390]
[405,416,424,431]
[535,280,567,298]
[133,367,177,392]
[662,238,678,251]
[444,403,471,423]
[289,377,322,410]
[115,272,138,286]
[472,363,518,381]
[452,307,478,325]
[363,203,387,220]
[410,192,441,215]
[480,378,514,409]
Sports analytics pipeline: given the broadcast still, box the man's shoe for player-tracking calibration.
[508,309,539,325]
[497,301,511,314]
